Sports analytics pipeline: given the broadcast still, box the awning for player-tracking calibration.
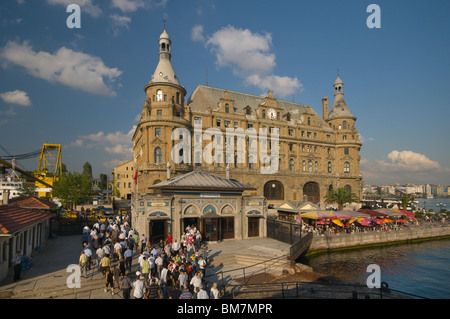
[301,211,336,220]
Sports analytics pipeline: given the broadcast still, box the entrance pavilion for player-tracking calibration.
[132,170,267,243]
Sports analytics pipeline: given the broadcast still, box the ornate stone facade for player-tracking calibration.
[131,29,363,209]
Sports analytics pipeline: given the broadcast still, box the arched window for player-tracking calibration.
[302,160,306,172]
[344,162,350,173]
[315,161,318,172]
[343,121,347,129]
[156,90,163,101]
[328,161,332,173]
[289,159,294,171]
[154,147,162,164]
[264,181,284,200]
[308,160,313,172]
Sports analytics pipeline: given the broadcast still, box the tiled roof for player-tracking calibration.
[0,205,54,235]
[8,195,58,210]
[149,170,256,191]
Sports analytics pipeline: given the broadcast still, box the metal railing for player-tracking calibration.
[227,280,428,299]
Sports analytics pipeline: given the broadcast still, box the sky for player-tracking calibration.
[0,0,449,186]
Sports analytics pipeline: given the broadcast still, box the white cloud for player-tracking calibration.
[245,74,302,98]
[67,126,136,158]
[0,90,32,106]
[0,40,122,96]
[46,0,101,17]
[382,150,441,172]
[111,0,145,12]
[110,13,131,28]
[191,25,205,42]
[111,0,168,12]
[361,150,449,184]
[204,25,301,98]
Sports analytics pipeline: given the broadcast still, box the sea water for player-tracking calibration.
[302,237,450,299]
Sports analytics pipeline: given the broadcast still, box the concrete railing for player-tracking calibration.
[308,224,450,253]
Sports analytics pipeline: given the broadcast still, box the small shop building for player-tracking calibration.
[131,170,267,243]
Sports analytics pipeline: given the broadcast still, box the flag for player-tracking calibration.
[134,169,138,185]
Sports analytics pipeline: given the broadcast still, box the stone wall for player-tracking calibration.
[308,226,450,253]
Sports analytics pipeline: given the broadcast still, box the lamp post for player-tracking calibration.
[437,202,446,213]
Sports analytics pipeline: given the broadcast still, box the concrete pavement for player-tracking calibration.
[0,234,292,299]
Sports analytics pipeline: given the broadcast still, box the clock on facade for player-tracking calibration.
[267,108,277,120]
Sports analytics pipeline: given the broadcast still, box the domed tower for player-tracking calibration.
[326,76,362,196]
[133,29,191,194]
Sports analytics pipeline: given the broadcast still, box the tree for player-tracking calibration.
[82,162,93,179]
[325,187,360,211]
[52,171,94,210]
[398,193,413,210]
[99,173,108,190]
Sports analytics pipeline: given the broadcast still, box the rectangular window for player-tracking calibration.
[194,117,202,125]
[155,128,161,137]
[156,110,162,116]
[216,119,221,127]
[288,129,294,136]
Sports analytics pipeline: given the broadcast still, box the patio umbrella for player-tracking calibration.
[331,219,344,227]
[357,209,388,217]
[357,218,372,226]
[301,211,336,220]
[393,209,416,217]
[334,210,370,219]
[374,208,402,217]
[381,218,393,223]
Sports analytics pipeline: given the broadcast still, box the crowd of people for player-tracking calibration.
[78,217,221,299]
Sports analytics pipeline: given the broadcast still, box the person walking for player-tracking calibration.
[210,282,220,299]
[79,251,88,278]
[197,285,209,299]
[133,276,146,299]
[99,254,111,276]
[146,277,160,299]
[190,272,202,296]
[141,256,150,280]
[179,285,194,299]
[11,250,22,282]
[104,267,114,295]
[120,273,133,299]
[140,234,147,253]
[123,246,133,272]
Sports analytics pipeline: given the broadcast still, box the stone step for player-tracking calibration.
[11,277,105,299]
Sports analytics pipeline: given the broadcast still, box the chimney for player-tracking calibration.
[2,190,10,205]
[322,97,328,121]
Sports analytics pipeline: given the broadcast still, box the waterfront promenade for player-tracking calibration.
[0,222,446,299]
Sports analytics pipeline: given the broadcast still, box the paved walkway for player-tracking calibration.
[0,234,291,299]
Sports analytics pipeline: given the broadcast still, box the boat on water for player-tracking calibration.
[0,170,25,199]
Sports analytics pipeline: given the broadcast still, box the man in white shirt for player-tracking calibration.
[133,276,146,299]
[190,272,202,294]
[140,234,147,253]
[172,239,180,255]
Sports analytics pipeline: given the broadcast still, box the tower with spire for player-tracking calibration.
[326,76,362,180]
[133,29,191,193]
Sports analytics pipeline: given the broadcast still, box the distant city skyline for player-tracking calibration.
[0,1,449,186]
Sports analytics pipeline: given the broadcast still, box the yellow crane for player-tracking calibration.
[33,144,62,198]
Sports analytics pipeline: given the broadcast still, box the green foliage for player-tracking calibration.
[82,162,93,179]
[52,171,94,209]
[398,193,413,210]
[99,173,108,190]
[325,187,360,210]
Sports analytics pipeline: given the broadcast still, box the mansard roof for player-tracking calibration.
[187,85,333,131]
[149,170,256,191]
